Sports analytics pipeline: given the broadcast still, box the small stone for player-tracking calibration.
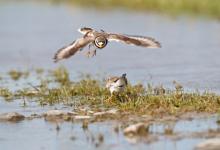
[195,139,220,150]
[0,112,25,122]
[45,110,66,117]
[93,112,107,116]
[44,110,67,122]
[106,109,118,114]
[93,109,118,117]
[88,110,94,114]
[124,123,149,137]
[67,111,78,115]
[26,113,42,120]
[74,115,91,120]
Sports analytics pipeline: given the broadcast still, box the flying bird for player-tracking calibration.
[106,73,128,95]
[54,27,161,62]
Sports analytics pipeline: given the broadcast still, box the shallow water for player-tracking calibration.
[1,1,220,150]
[0,98,219,150]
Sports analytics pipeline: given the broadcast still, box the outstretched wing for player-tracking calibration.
[107,33,161,48]
[54,37,93,62]
[78,27,93,35]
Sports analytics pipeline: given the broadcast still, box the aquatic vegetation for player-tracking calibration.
[35,68,44,75]
[50,67,71,86]
[47,0,220,18]
[8,70,23,80]
[8,70,29,81]
[1,67,220,118]
[0,88,13,101]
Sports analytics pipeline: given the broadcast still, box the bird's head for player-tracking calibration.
[94,36,108,49]
[122,73,126,78]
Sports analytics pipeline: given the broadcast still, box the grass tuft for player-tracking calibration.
[1,67,220,117]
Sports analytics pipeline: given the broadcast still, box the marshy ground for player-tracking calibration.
[1,67,220,116]
[1,68,220,150]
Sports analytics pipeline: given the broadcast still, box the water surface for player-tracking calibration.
[1,2,220,91]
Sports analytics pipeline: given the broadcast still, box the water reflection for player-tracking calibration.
[0,112,219,150]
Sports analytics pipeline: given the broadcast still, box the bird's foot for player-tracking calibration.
[90,49,96,57]
[84,51,91,58]
[84,50,96,58]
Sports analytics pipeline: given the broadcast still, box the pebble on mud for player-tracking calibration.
[195,138,220,150]
[93,109,118,118]
[44,110,66,116]
[124,123,149,137]
[74,115,92,120]
[44,110,70,122]
[0,112,25,122]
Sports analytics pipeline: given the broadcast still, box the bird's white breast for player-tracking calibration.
[109,79,126,94]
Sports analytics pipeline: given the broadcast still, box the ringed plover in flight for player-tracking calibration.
[54,27,161,62]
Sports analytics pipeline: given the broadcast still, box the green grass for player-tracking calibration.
[1,67,220,118]
[48,0,220,18]
[8,70,29,81]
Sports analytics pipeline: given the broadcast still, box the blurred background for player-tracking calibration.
[0,0,220,92]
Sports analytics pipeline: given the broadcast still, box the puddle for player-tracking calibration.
[0,111,219,150]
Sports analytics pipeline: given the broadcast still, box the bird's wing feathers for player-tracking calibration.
[78,27,93,35]
[107,33,161,48]
[54,37,93,62]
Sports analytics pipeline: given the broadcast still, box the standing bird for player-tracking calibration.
[173,80,183,99]
[54,27,161,62]
[173,80,183,91]
[106,73,128,95]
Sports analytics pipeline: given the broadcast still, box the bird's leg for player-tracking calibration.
[83,42,97,58]
[89,49,96,57]
[84,43,94,57]
[88,43,92,50]
[85,49,96,58]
